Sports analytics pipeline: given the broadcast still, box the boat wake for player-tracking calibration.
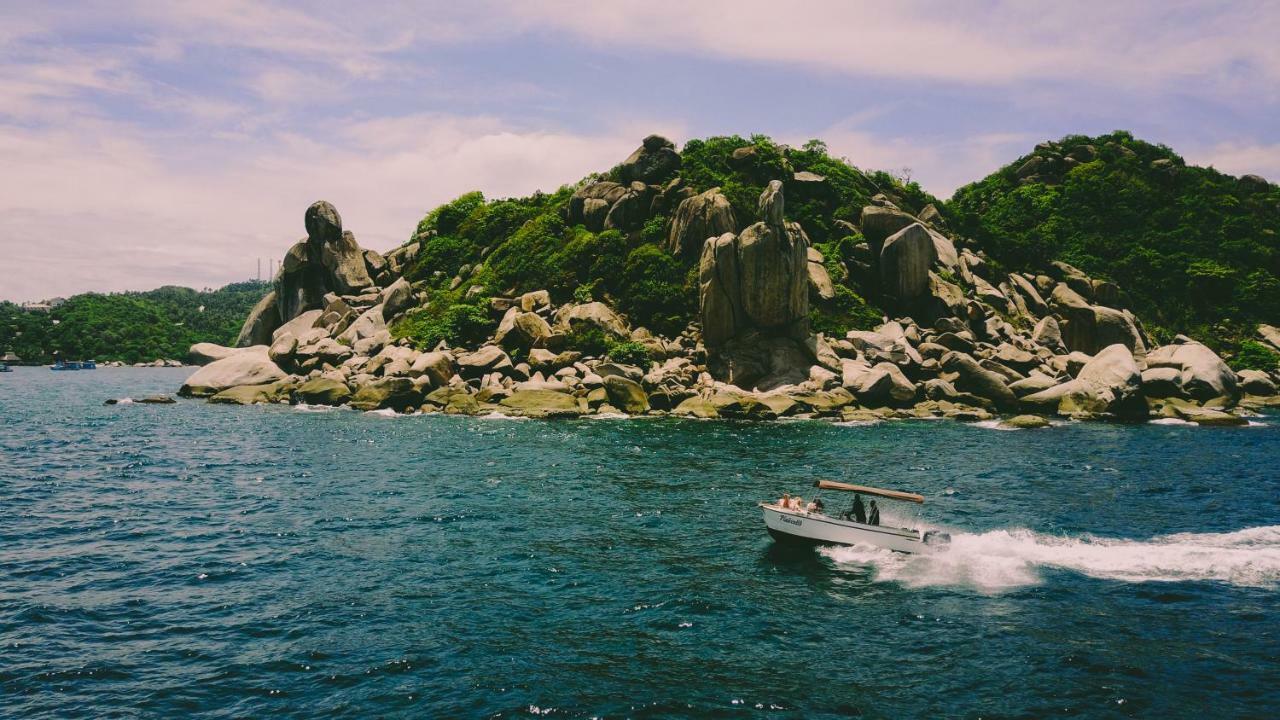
[822,525,1280,593]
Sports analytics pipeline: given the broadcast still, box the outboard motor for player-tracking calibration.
[922,530,952,548]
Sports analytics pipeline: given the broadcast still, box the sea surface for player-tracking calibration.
[2,367,1278,718]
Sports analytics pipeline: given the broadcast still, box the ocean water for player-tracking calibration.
[2,367,1278,718]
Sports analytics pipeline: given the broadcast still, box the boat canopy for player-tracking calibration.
[812,479,925,504]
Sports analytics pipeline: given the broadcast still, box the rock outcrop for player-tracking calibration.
[697,182,812,387]
[1144,340,1238,403]
[190,139,1272,428]
[1022,344,1145,418]
[179,347,286,398]
[880,224,936,303]
[618,135,681,184]
[666,188,736,257]
[699,182,809,351]
[235,201,381,347]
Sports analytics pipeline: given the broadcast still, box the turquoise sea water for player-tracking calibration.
[2,367,1278,718]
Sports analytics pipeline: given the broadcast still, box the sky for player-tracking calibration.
[2,1,1278,302]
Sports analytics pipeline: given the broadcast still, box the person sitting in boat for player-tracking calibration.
[779,492,791,508]
[867,499,881,526]
[806,498,824,514]
[843,493,867,524]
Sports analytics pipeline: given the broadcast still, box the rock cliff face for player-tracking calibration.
[698,181,811,387]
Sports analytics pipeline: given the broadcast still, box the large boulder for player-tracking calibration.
[666,188,736,257]
[410,351,455,387]
[1093,306,1146,354]
[208,382,290,405]
[850,362,917,406]
[1008,274,1048,315]
[737,221,808,328]
[234,291,281,347]
[698,182,810,379]
[294,377,352,405]
[617,134,681,184]
[1050,283,1096,351]
[179,348,286,398]
[1238,369,1277,396]
[253,200,380,342]
[859,205,917,256]
[567,181,628,231]
[338,305,387,346]
[500,389,584,418]
[1144,341,1239,403]
[559,302,630,340]
[698,232,745,348]
[456,345,513,379]
[940,351,1018,410]
[603,375,650,414]
[348,377,421,411]
[273,309,324,345]
[1050,283,1143,353]
[494,308,553,350]
[1141,367,1183,398]
[380,277,414,320]
[189,343,258,366]
[1022,344,1145,418]
[879,224,936,303]
[1031,316,1065,353]
[1258,324,1280,353]
[807,247,836,301]
[604,182,655,232]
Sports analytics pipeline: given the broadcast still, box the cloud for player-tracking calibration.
[507,0,1280,91]
[0,113,676,302]
[1,0,1277,303]
[1187,142,1280,183]
[794,122,1035,198]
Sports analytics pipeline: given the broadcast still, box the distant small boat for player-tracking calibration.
[0,363,12,373]
[50,360,82,371]
[81,360,97,369]
[762,480,950,554]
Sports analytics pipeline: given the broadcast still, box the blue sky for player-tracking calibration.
[2,1,1278,301]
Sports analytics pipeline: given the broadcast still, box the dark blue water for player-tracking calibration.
[2,367,1278,718]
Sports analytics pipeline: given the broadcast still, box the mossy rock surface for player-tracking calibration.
[208,382,289,405]
[499,389,584,418]
[294,377,351,405]
[1000,414,1051,429]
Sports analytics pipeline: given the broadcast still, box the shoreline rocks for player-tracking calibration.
[179,177,1278,428]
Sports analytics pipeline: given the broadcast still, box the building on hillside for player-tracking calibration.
[20,297,65,313]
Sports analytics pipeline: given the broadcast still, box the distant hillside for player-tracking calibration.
[0,281,269,364]
[946,131,1280,351]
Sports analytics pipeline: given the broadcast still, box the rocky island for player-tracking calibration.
[178,134,1280,425]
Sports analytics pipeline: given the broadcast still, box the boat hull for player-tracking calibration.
[762,504,928,554]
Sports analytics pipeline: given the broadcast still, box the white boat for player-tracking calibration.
[762,480,950,554]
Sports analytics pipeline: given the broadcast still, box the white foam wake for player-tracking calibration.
[823,525,1280,593]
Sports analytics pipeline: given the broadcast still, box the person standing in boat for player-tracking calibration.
[867,499,880,526]
[845,493,867,524]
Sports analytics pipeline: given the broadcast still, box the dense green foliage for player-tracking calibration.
[396,135,931,341]
[1232,340,1280,372]
[948,131,1280,349]
[0,281,268,364]
[560,326,651,365]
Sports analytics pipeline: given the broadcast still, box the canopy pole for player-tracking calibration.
[812,479,925,504]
